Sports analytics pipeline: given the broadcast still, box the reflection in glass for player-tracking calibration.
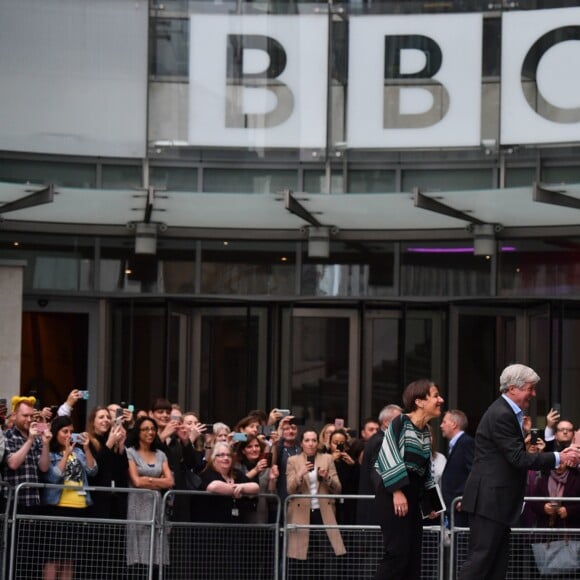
[200,315,258,426]
[204,169,297,193]
[370,318,400,416]
[401,242,492,296]
[301,242,396,297]
[499,239,580,296]
[290,316,349,427]
[201,241,295,295]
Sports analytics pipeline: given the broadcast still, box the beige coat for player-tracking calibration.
[286,452,346,560]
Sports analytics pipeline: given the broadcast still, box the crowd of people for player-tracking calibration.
[0,364,579,579]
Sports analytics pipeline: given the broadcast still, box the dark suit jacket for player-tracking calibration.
[442,432,474,512]
[356,429,385,525]
[462,396,557,527]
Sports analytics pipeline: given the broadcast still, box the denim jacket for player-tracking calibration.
[42,448,98,506]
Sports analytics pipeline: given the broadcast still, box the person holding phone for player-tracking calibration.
[235,434,279,523]
[286,430,346,576]
[42,415,97,580]
[329,429,359,525]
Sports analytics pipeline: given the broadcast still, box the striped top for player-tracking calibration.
[374,414,435,493]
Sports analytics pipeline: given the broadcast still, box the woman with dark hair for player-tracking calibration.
[42,415,97,580]
[126,416,174,575]
[373,379,444,580]
[235,434,279,523]
[328,428,359,525]
[286,430,346,577]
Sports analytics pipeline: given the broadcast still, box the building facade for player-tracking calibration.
[1,0,580,431]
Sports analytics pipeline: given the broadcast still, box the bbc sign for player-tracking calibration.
[189,8,580,149]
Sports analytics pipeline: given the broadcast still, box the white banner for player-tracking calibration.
[347,14,482,148]
[189,14,328,149]
[501,8,580,145]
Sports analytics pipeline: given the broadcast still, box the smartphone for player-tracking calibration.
[259,425,274,438]
[36,422,48,434]
[71,433,81,444]
[127,404,135,413]
[0,398,6,408]
[232,432,248,442]
[530,428,539,445]
[205,425,214,435]
[574,429,580,446]
[79,390,90,400]
[336,442,345,452]
[50,405,59,415]
[306,455,316,471]
[334,418,345,429]
[552,403,561,415]
[278,409,291,418]
[115,407,123,420]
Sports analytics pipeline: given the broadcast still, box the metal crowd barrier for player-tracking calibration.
[282,493,445,580]
[8,483,158,580]
[449,495,580,580]
[0,482,13,580]
[159,489,282,580]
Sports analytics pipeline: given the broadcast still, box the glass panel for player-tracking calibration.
[370,317,401,416]
[102,165,142,189]
[348,170,396,193]
[301,241,396,297]
[404,317,434,385]
[528,311,550,425]
[199,314,259,426]
[150,166,197,191]
[1,237,94,291]
[542,166,580,184]
[0,159,96,188]
[402,169,492,192]
[290,316,349,427]
[505,167,536,187]
[498,239,580,297]
[201,240,295,295]
[21,312,89,427]
[401,241,492,297]
[560,309,580,425]
[151,18,189,77]
[204,169,297,193]
[303,171,343,194]
[456,313,517,430]
[110,306,166,410]
[99,239,196,294]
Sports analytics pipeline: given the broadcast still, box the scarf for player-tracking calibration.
[548,468,569,498]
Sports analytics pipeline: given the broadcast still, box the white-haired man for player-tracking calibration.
[459,364,580,580]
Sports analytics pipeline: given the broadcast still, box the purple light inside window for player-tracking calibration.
[407,246,516,253]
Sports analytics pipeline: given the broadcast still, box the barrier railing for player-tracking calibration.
[8,483,158,580]
[282,493,445,580]
[3,484,580,580]
[449,495,580,579]
[159,489,281,580]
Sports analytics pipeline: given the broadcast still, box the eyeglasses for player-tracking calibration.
[557,428,574,433]
[215,453,232,458]
[140,427,157,432]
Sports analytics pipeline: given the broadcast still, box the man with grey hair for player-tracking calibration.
[459,363,580,580]
[356,403,403,525]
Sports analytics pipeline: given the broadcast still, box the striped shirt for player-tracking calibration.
[374,414,435,493]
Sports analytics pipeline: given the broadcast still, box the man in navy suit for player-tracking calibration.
[459,364,580,580]
[440,409,474,527]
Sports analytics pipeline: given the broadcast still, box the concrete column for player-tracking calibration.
[0,260,26,401]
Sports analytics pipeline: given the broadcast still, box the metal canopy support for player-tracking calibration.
[413,187,486,225]
[533,182,580,210]
[283,189,323,227]
[0,184,55,215]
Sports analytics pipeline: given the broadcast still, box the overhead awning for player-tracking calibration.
[1,180,580,240]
